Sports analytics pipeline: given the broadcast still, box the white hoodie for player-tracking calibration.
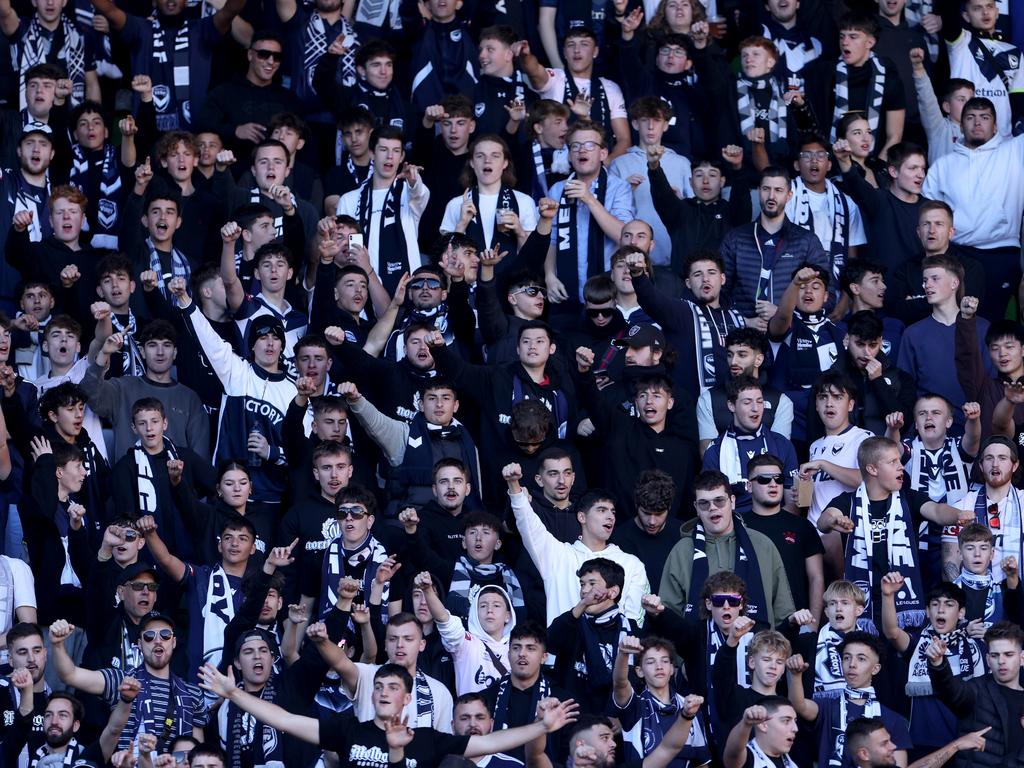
[922,131,1024,250]
[438,585,517,695]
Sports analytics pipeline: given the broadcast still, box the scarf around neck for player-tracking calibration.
[555,169,608,304]
[718,426,769,487]
[149,14,191,130]
[685,520,769,624]
[955,568,1003,626]
[814,623,846,698]
[788,178,849,280]
[358,178,410,296]
[844,484,925,631]
[319,533,389,618]
[832,54,886,140]
[19,15,86,109]
[906,623,982,696]
[907,437,969,504]
[736,73,787,142]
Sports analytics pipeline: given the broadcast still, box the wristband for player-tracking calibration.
[680,713,695,721]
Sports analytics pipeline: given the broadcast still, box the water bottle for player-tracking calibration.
[248,422,263,467]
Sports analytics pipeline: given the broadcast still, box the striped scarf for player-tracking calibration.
[18,15,86,109]
[736,73,787,142]
[70,142,122,243]
[150,15,191,130]
[831,55,886,140]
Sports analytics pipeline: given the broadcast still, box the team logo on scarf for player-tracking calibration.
[152,85,170,112]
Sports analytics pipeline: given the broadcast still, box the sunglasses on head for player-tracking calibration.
[709,594,743,608]
[128,581,159,593]
[586,307,615,318]
[141,628,173,642]
[752,473,784,486]
[409,278,442,290]
[511,286,545,298]
[338,505,369,520]
[252,48,283,62]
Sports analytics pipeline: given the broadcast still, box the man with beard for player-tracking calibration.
[697,329,793,454]
[845,717,989,768]
[448,693,524,768]
[88,0,245,131]
[923,98,1024,320]
[2,125,56,247]
[627,250,745,398]
[566,705,711,768]
[49,613,209,751]
[0,623,50,763]
[720,167,828,328]
[343,380,482,515]
[834,141,926,271]
[943,436,1024,585]
[398,459,475,561]
[10,689,119,767]
[785,135,866,287]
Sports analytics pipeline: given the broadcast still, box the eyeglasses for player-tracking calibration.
[409,278,442,290]
[752,473,784,486]
[710,594,743,608]
[511,286,545,298]
[141,628,173,642]
[252,48,283,62]
[569,141,602,153]
[695,496,730,512]
[798,150,829,161]
[658,46,688,57]
[586,307,616,318]
[988,502,1001,530]
[337,505,369,520]
[128,581,159,593]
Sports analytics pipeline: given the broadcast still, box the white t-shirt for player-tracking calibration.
[807,426,874,526]
[439,190,539,247]
[0,555,36,634]
[534,69,628,120]
[347,662,453,733]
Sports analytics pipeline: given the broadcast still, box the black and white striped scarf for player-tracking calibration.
[304,12,357,89]
[448,557,525,617]
[903,0,938,61]
[491,673,550,730]
[690,301,742,390]
[736,73,786,142]
[225,676,281,768]
[111,311,145,377]
[906,437,969,504]
[18,16,87,109]
[150,15,191,130]
[906,624,982,696]
[146,237,192,300]
[412,669,434,727]
[748,737,797,768]
[832,54,886,140]
[788,178,849,281]
[133,437,178,515]
[30,737,83,767]
[70,142,122,243]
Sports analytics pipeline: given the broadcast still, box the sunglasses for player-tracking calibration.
[338,505,369,520]
[409,278,442,290]
[141,628,173,642]
[511,286,545,298]
[127,581,159,593]
[586,307,615,318]
[752,473,784,486]
[709,594,743,608]
[988,502,1001,530]
[172,752,188,764]
[695,496,729,512]
[122,529,140,542]
[252,48,283,62]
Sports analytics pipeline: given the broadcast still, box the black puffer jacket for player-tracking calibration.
[929,659,1024,768]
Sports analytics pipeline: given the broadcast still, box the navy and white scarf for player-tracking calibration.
[971,486,1024,582]
[224,676,282,768]
[318,533,389,618]
[146,237,191,300]
[149,15,191,130]
[832,54,886,140]
[511,372,570,439]
[906,623,982,696]
[112,311,145,377]
[18,16,86,108]
[465,185,519,254]
[718,426,769,488]
[831,686,880,767]
[748,737,796,768]
[447,557,525,620]
[492,673,550,730]
[70,142,122,246]
[30,737,83,767]
[357,178,410,296]
[690,301,743,391]
[577,605,629,688]
[133,437,179,515]
[555,169,608,304]
[304,12,357,91]
[906,437,969,504]
[814,623,846,698]
[530,141,569,198]
[784,310,840,388]
[955,568,1004,626]
[564,71,609,135]
[685,520,769,624]
[845,485,925,631]
[788,178,849,281]
[736,73,787,143]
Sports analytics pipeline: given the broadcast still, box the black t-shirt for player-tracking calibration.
[743,746,789,768]
[318,712,471,768]
[743,509,824,612]
[844,56,906,114]
[997,685,1024,756]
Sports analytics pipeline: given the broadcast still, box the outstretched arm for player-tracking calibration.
[90,0,127,31]
[137,515,187,582]
[199,664,321,742]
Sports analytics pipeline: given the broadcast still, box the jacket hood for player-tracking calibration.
[954,131,1005,155]
[467,584,517,646]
